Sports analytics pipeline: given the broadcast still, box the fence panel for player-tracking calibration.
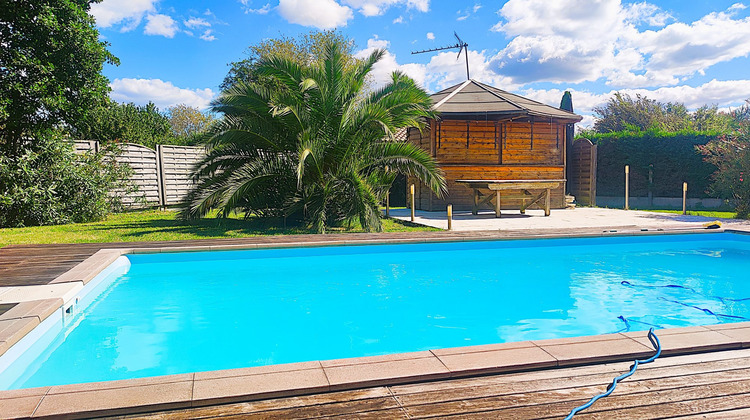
[159,145,206,206]
[72,141,206,208]
[570,138,597,206]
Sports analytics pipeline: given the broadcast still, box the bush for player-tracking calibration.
[698,105,750,218]
[584,129,719,198]
[0,133,131,227]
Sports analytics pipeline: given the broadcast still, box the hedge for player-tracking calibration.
[584,130,719,198]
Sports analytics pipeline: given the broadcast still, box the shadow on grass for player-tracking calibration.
[91,214,434,240]
[90,217,313,239]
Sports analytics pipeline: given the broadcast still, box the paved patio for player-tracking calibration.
[390,207,750,232]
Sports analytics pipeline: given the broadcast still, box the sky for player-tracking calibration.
[90,0,750,127]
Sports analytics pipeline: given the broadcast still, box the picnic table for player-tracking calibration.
[455,179,566,218]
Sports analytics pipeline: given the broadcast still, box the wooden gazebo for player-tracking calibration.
[406,79,582,212]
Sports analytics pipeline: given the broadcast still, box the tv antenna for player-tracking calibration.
[412,32,470,80]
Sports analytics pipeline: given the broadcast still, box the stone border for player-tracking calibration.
[1,228,749,419]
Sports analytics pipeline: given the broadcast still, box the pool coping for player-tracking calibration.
[2,227,750,419]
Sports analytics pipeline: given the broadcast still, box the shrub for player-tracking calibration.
[182,40,445,233]
[585,129,719,198]
[0,133,131,227]
[698,105,750,218]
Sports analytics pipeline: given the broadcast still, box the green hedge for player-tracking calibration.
[584,130,719,198]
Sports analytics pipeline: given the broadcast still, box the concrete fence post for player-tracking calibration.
[410,184,415,222]
[683,182,688,215]
[624,165,630,210]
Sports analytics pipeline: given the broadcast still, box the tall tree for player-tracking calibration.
[560,91,575,192]
[0,0,118,155]
[73,101,174,149]
[221,30,353,91]
[167,104,215,140]
[183,40,445,233]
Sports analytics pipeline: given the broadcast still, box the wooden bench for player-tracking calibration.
[456,179,565,218]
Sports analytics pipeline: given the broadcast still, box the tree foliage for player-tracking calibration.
[593,93,733,133]
[71,101,176,149]
[0,133,131,227]
[698,102,750,218]
[0,0,118,155]
[166,104,215,141]
[221,30,353,91]
[182,39,445,233]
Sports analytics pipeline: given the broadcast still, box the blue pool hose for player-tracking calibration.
[563,328,661,420]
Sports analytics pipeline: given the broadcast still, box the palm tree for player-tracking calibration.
[181,40,446,233]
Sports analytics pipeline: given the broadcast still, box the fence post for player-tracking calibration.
[447,204,453,231]
[683,182,688,215]
[648,164,654,208]
[155,144,166,210]
[624,165,630,210]
[410,184,415,222]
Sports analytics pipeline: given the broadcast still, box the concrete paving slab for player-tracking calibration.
[389,207,750,232]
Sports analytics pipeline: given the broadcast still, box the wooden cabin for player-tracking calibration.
[406,79,582,211]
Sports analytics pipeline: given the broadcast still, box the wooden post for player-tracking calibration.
[447,204,453,231]
[624,165,630,210]
[410,184,415,222]
[495,190,501,218]
[683,182,688,215]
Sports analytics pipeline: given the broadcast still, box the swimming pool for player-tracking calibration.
[1,232,749,390]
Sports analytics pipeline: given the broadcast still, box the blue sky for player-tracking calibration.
[91,0,750,127]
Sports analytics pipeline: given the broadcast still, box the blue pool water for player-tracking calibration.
[3,232,750,390]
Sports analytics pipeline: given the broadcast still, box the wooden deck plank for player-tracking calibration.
[395,359,750,407]
[112,350,750,420]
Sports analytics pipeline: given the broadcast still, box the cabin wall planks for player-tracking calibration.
[407,120,567,211]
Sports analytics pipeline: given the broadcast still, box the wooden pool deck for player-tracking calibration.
[117,348,750,419]
[2,229,750,419]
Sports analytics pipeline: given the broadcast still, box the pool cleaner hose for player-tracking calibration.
[563,328,661,419]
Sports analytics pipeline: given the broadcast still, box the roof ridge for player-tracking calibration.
[432,79,472,110]
[473,80,578,116]
[471,79,526,113]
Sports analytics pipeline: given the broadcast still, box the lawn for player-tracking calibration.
[641,209,738,219]
[0,209,438,248]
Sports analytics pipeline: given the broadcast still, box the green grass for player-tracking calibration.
[640,209,738,219]
[0,209,438,248]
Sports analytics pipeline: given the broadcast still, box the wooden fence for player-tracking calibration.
[74,141,206,208]
[570,138,597,206]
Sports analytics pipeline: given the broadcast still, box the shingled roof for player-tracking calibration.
[430,79,582,122]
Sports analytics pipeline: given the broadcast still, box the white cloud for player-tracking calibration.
[355,38,427,88]
[624,2,673,26]
[522,79,750,128]
[200,29,216,42]
[457,3,481,21]
[144,14,178,38]
[393,16,404,24]
[239,0,271,14]
[109,78,216,110]
[342,0,429,16]
[184,17,210,29]
[354,37,515,93]
[426,32,435,40]
[490,0,750,88]
[424,49,516,92]
[277,0,353,29]
[90,0,156,31]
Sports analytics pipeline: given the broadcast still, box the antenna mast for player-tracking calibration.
[412,32,470,80]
